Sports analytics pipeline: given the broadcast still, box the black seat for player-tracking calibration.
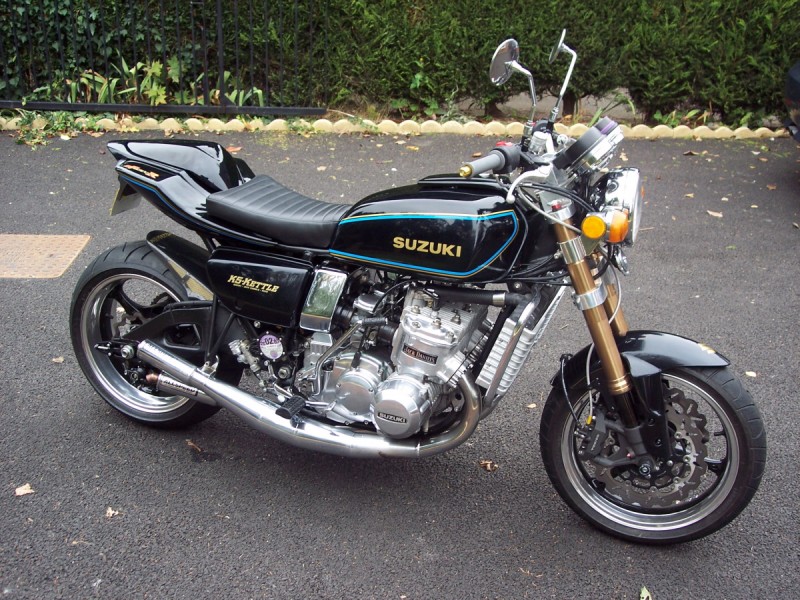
[205,175,350,248]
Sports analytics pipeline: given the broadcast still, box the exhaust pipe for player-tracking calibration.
[136,340,482,459]
[145,372,216,406]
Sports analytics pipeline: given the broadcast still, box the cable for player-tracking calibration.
[505,171,583,233]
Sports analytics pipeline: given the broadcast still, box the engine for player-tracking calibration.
[307,289,487,438]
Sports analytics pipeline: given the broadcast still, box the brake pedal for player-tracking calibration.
[276,395,306,419]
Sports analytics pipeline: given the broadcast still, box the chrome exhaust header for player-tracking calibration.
[136,340,482,459]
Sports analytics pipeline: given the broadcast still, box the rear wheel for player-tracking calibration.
[70,241,232,427]
[540,366,766,544]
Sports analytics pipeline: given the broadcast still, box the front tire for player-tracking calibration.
[540,366,766,544]
[70,241,227,428]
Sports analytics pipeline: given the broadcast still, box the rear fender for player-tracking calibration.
[146,231,212,301]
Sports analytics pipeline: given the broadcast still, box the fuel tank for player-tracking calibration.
[330,176,522,282]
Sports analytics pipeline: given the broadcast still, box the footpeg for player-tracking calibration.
[276,395,306,419]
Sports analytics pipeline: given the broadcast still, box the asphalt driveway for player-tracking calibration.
[0,130,798,599]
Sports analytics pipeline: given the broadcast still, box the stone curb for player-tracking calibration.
[0,115,788,139]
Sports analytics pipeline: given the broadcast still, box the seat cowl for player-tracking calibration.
[108,139,248,192]
[206,175,349,249]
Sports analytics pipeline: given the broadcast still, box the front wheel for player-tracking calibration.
[540,366,766,544]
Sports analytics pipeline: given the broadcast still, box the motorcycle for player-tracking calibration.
[70,31,765,544]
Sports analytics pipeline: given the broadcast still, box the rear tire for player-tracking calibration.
[540,366,766,544]
[70,241,231,428]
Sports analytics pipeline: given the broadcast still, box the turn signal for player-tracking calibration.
[581,214,607,239]
[607,210,630,244]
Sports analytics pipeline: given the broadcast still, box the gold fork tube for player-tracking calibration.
[554,223,633,403]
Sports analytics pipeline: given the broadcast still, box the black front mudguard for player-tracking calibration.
[553,330,729,459]
[555,330,729,385]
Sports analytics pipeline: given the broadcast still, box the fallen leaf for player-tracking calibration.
[726,245,736,250]
[641,586,652,600]
[750,204,758,209]
[395,140,406,145]
[376,143,383,148]
[479,459,499,472]
[316,165,327,171]
[526,403,537,409]
[225,146,242,153]
[15,483,35,497]
[89,132,105,138]
[707,210,723,218]
[620,152,628,162]
[684,193,695,198]
[793,222,799,229]
[683,150,700,156]
[186,439,202,453]
[745,371,757,378]
[758,157,768,162]
[406,145,419,151]
[720,197,729,202]
[766,184,777,190]
[51,356,65,364]
[60,134,71,141]
[471,152,482,158]
[105,507,119,518]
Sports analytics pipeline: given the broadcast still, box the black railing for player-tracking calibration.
[0,0,327,116]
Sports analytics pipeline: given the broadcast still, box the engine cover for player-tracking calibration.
[373,374,433,438]
[322,352,387,426]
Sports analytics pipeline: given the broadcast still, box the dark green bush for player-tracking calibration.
[1,0,797,121]
[618,0,799,122]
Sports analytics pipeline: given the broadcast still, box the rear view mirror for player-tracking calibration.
[489,39,520,86]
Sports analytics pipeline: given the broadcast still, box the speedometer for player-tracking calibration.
[553,117,624,175]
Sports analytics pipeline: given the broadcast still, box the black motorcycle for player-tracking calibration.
[70,32,765,544]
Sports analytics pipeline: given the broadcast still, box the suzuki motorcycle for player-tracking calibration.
[70,31,765,544]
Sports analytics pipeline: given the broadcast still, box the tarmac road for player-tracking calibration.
[0,129,798,599]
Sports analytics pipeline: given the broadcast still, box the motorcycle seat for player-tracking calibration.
[206,175,349,248]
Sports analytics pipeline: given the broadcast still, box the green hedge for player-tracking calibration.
[2,0,797,122]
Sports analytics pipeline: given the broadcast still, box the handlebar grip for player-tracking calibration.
[459,150,506,178]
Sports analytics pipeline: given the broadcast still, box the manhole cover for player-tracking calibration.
[0,234,91,278]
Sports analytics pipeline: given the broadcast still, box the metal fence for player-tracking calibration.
[0,0,328,116]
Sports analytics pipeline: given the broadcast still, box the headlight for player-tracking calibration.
[598,168,642,245]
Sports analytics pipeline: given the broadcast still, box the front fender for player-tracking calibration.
[553,331,730,460]
[554,330,729,387]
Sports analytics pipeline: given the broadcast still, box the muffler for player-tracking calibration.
[136,340,482,459]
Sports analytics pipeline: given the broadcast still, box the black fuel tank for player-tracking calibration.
[330,176,521,282]
[207,248,313,326]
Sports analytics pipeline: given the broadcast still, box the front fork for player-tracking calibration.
[552,217,673,465]
[552,220,640,426]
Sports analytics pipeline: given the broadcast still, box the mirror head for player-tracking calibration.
[549,29,567,64]
[490,39,520,85]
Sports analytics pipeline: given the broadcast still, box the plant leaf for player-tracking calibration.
[15,483,35,496]
[479,459,499,472]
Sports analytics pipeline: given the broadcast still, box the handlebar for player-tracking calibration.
[459,145,521,178]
